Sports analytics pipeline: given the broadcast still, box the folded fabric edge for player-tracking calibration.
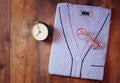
[48,72,103,81]
[57,2,111,13]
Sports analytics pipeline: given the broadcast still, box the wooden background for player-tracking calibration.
[0,0,120,83]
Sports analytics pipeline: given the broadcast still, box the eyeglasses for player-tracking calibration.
[77,28,99,49]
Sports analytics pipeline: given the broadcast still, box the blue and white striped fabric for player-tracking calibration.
[49,3,111,80]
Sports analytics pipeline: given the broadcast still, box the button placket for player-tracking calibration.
[67,4,83,77]
[59,5,80,77]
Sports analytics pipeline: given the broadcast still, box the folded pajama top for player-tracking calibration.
[49,3,111,80]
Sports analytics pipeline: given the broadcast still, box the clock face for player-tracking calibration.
[32,23,49,41]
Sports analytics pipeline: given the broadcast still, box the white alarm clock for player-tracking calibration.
[32,22,50,41]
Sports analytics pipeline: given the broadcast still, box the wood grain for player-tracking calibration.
[10,0,39,83]
[103,0,120,83]
[0,0,10,83]
[0,0,120,83]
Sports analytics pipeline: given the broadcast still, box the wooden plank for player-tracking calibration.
[103,0,120,83]
[36,0,55,82]
[0,0,10,83]
[10,0,39,83]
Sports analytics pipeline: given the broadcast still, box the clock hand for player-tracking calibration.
[37,23,41,31]
[36,32,39,37]
[35,23,41,37]
[36,30,41,37]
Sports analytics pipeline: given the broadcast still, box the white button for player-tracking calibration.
[75,56,80,61]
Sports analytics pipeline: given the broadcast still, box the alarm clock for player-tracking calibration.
[32,22,50,41]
